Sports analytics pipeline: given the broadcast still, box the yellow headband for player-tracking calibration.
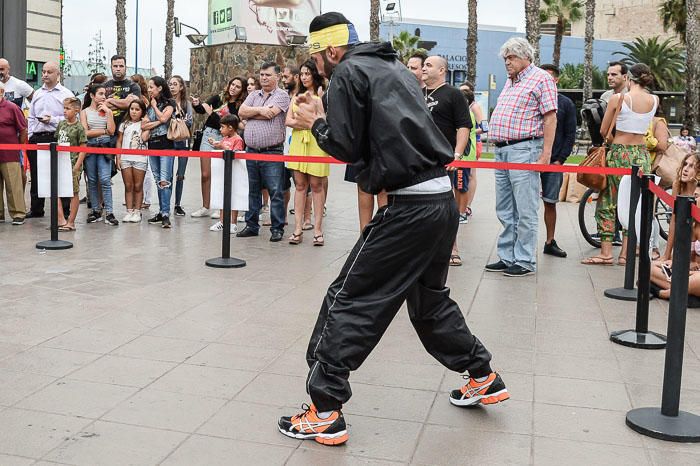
[308,23,359,54]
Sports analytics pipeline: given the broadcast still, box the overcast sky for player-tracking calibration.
[63,0,525,78]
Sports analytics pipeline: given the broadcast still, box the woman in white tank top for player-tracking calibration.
[582,63,656,266]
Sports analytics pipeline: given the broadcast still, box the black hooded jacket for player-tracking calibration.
[311,42,454,194]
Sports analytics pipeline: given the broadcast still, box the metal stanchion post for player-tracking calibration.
[206,150,245,268]
[610,174,666,349]
[605,165,640,301]
[626,195,700,441]
[36,143,73,251]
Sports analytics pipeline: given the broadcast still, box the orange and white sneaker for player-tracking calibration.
[449,372,510,407]
[278,403,348,446]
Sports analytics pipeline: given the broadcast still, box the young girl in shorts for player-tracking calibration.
[209,114,244,233]
[116,100,149,223]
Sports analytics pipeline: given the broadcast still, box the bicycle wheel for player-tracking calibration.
[578,188,601,248]
[655,189,672,241]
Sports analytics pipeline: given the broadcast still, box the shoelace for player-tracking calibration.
[292,403,313,422]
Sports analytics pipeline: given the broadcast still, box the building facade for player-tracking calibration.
[570,0,676,42]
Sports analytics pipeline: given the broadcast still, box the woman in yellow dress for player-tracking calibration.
[286,60,329,246]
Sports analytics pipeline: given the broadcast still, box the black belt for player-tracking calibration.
[248,144,283,153]
[494,136,542,148]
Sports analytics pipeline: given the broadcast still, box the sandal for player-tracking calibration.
[450,254,463,266]
[580,256,614,266]
[313,234,324,246]
[288,232,303,245]
[58,225,75,231]
[302,221,314,231]
[618,256,627,266]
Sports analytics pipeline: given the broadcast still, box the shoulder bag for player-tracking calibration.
[653,124,690,189]
[167,103,191,142]
[576,93,625,191]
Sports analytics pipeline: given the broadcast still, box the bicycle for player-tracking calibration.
[578,187,671,248]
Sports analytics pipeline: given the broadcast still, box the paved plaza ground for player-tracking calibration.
[2,164,700,465]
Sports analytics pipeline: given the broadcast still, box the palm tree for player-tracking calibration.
[370,0,380,41]
[539,0,583,68]
[614,36,685,91]
[525,0,541,64]
[164,0,175,78]
[686,0,699,131]
[116,0,127,56]
[582,0,595,100]
[392,31,426,64]
[559,63,606,89]
[466,0,478,84]
[659,0,687,43]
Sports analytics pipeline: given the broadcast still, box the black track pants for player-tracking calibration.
[305,191,493,412]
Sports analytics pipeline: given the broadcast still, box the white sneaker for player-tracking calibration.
[191,207,210,218]
[209,221,237,233]
[210,211,220,219]
[237,214,245,222]
[122,211,132,223]
[132,211,142,223]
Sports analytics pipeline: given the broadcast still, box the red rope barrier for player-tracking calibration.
[0,143,632,175]
[648,181,676,207]
[692,204,700,223]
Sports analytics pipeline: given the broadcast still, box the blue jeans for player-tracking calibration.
[174,140,189,207]
[494,139,543,272]
[244,147,285,234]
[149,155,175,216]
[85,136,113,214]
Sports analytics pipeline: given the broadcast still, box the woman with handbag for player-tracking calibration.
[582,63,657,265]
[191,77,248,219]
[645,105,670,259]
[168,75,193,217]
[141,76,176,228]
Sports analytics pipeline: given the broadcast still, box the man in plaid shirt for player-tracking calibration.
[485,37,558,277]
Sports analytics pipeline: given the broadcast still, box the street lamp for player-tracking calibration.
[174,18,208,46]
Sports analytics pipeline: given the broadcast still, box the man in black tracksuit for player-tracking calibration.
[278,12,509,446]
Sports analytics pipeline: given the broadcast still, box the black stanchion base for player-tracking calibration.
[627,407,700,442]
[205,257,246,269]
[35,240,73,250]
[610,329,666,349]
[604,287,639,301]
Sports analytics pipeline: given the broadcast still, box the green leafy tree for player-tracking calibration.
[540,0,584,69]
[659,0,687,43]
[558,63,606,89]
[614,36,686,91]
[392,31,426,64]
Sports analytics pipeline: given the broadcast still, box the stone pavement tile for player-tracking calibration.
[536,303,603,322]
[0,408,91,459]
[612,344,669,365]
[148,364,257,399]
[533,403,643,447]
[263,350,311,378]
[476,330,535,352]
[439,371,534,402]
[534,352,622,382]
[535,332,616,359]
[40,328,139,355]
[466,314,536,336]
[625,383,700,412]
[351,358,446,392]
[617,359,700,388]
[533,437,650,466]
[45,420,188,466]
[287,449,405,466]
[0,369,56,406]
[16,379,137,419]
[196,400,301,448]
[102,388,228,433]
[535,318,609,339]
[369,337,446,366]
[185,343,282,372]
[244,308,318,330]
[217,322,304,350]
[160,435,294,466]
[642,435,700,456]
[0,315,75,346]
[427,397,531,435]
[0,347,100,378]
[483,347,535,375]
[342,383,436,423]
[0,454,36,465]
[235,372,321,408]
[647,448,700,466]
[411,424,531,466]
[300,415,422,463]
[147,315,233,342]
[534,375,630,411]
[82,309,176,335]
[66,355,177,388]
[110,335,207,363]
